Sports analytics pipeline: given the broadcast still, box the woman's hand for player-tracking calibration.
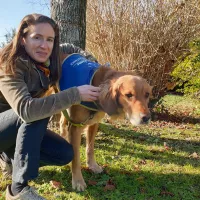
[77,85,100,102]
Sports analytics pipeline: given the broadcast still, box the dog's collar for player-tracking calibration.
[80,101,99,111]
[62,109,97,127]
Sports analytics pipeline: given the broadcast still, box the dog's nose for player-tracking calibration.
[142,115,151,123]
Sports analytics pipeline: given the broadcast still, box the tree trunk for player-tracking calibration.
[51,0,87,49]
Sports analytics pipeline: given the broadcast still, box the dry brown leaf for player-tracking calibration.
[81,166,93,173]
[160,190,174,197]
[133,164,141,172]
[50,180,61,189]
[140,187,146,194]
[138,159,147,165]
[104,184,115,191]
[88,180,97,186]
[104,179,116,191]
[120,170,132,175]
[102,164,109,168]
[136,176,145,183]
[189,152,199,159]
[164,142,171,150]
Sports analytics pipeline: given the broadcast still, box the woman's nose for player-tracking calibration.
[40,40,48,49]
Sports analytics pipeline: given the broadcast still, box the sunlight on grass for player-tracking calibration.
[159,94,200,116]
[0,94,200,199]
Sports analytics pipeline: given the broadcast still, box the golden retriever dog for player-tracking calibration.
[59,54,152,192]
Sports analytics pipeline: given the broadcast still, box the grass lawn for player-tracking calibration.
[0,94,200,200]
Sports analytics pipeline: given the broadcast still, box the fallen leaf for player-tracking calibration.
[120,170,132,175]
[102,164,109,168]
[140,187,146,194]
[164,142,171,150]
[81,166,93,173]
[88,180,97,186]
[50,180,61,189]
[104,184,115,191]
[160,190,174,197]
[133,164,141,171]
[138,159,147,165]
[136,176,145,183]
[189,152,199,159]
[104,179,116,191]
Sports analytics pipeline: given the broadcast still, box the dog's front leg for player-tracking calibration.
[60,112,68,139]
[68,124,87,191]
[86,123,103,173]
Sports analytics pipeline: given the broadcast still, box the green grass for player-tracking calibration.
[0,94,200,200]
[160,94,200,117]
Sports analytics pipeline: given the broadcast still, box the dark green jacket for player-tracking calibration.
[0,43,92,123]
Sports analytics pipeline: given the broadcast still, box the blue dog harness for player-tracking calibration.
[59,53,101,111]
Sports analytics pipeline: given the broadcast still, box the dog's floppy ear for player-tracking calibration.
[98,81,120,116]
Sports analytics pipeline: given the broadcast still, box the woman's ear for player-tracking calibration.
[21,37,25,46]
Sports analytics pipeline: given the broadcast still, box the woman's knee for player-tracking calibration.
[58,143,74,165]
[15,117,50,156]
[40,130,74,166]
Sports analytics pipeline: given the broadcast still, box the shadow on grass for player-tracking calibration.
[96,123,200,168]
[152,112,200,124]
[34,164,200,200]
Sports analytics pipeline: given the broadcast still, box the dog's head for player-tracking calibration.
[99,75,152,126]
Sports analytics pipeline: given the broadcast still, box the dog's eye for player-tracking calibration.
[145,92,150,98]
[126,93,133,98]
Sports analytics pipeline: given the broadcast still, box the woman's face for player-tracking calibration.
[21,23,55,63]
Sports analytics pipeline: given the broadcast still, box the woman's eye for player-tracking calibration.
[34,36,40,40]
[126,93,133,98]
[145,92,150,98]
[48,38,54,43]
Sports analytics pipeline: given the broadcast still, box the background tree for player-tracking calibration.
[0,28,16,48]
[51,0,87,49]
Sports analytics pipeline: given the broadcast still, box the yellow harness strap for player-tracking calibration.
[54,86,97,127]
[62,110,85,127]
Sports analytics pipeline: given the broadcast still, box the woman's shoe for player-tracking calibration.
[6,185,46,200]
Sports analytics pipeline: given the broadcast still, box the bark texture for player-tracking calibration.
[51,0,87,49]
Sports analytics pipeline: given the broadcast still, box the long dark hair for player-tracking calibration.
[0,13,60,85]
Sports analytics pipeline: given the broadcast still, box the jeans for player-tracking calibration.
[0,109,73,183]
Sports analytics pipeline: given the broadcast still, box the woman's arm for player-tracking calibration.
[0,62,81,123]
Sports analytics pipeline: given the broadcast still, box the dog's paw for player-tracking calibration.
[88,163,103,174]
[72,178,87,191]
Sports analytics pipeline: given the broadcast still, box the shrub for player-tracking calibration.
[171,40,200,98]
[86,0,200,98]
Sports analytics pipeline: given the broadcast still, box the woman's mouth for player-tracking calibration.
[36,52,48,58]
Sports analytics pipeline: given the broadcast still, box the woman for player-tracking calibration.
[0,14,99,200]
